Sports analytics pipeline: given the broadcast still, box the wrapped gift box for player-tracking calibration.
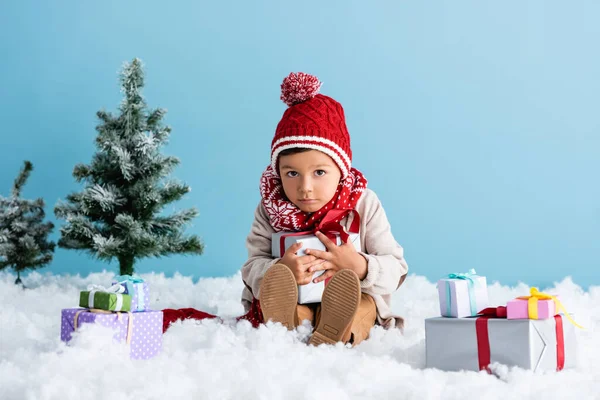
[111,275,151,312]
[61,308,163,360]
[507,297,556,320]
[425,314,577,372]
[272,231,361,304]
[506,288,563,321]
[79,290,132,312]
[437,271,488,318]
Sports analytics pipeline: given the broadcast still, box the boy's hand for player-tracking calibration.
[305,231,368,283]
[279,242,326,285]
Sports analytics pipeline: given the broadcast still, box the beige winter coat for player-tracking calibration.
[241,188,409,329]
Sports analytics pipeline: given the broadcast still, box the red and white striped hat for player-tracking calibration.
[271,72,352,178]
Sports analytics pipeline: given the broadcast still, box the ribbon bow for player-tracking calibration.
[477,306,507,318]
[446,268,478,282]
[87,283,126,294]
[444,269,479,317]
[278,209,361,258]
[115,275,144,284]
[314,209,360,243]
[517,287,583,329]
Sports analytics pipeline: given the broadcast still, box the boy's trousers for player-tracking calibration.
[297,293,377,345]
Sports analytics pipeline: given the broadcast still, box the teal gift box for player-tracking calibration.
[111,275,150,312]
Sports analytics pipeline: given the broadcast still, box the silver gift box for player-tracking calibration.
[425,316,577,372]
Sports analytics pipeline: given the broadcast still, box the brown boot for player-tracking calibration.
[308,270,361,346]
[259,263,298,330]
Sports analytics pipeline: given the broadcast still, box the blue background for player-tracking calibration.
[1,1,599,288]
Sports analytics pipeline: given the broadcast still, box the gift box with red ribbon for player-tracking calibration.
[425,306,579,372]
[271,209,361,304]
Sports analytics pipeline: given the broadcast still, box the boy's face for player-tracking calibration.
[279,149,342,213]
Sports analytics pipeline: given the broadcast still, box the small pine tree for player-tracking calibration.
[0,161,56,285]
[54,58,203,276]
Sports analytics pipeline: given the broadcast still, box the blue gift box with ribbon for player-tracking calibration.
[111,275,150,312]
[437,269,489,318]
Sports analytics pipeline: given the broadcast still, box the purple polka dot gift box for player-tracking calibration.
[61,308,163,360]
[111,275,151,312]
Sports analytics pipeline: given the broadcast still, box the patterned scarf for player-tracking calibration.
[260,165,368,232]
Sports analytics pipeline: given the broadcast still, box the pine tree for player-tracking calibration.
[54,58,203,276]
[0,161,56,285]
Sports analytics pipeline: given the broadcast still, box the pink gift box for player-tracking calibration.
[506,298,556,320]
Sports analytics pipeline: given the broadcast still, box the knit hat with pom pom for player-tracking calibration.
[271,72,352,178]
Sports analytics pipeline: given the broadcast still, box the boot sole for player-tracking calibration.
[309,270,361,346]
[259,264,298,329]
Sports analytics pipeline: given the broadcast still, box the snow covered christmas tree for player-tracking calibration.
[0,161,55,285]
[54,58,203,276]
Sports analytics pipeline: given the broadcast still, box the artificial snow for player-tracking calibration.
[0,271,598,400]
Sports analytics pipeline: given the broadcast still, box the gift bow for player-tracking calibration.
[445,269,479,316]
[278,209,361,257]
[115,275,144,284]
[447,268,478,282]
[87,283,126,294]
[517,287,583,329]
[314,208,361,243]
[478,306,507,318]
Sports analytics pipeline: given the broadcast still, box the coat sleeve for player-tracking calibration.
[241,202,280,299]
[358,191,409,295]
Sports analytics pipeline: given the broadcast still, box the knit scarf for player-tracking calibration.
[260,165,368,232]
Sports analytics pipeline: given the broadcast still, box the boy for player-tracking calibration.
[241,72,408,346]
